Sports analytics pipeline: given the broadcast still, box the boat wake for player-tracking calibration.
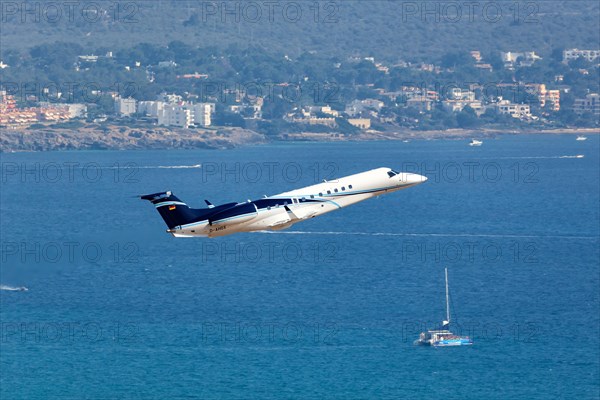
[0,285,28,292]
[258,231,598,240]
[140,164,202,169]
[479,155,584,160]
[74,164,205,170]
[106,164,202,169]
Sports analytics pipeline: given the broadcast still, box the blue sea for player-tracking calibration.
[1,135,599,399]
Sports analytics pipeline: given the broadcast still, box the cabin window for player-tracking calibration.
[334,189,338,193]
[349,185,353,189]
[319,192,323,196]
[267,206,271,210]
[342,187,346,191]
[310,195,314,199]
[327,190,331,195]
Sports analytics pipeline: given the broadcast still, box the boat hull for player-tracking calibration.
[432,338,473,347]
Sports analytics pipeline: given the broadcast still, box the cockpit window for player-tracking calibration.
[387,170,399,178]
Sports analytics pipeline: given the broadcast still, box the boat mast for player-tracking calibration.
[445,267,450,324]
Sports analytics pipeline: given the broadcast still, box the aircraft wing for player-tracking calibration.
[284,205,317,220]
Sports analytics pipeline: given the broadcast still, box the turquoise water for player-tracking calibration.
[1,135,599,399]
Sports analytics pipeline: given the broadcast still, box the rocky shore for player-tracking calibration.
[0,125,268,152]
[0,125,597,152]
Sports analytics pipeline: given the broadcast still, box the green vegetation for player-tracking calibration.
[2,1,599,61]
[1,1,598,132]
[2,40,598,129]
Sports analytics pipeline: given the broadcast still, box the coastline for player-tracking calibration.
[283,127,599,142]
[1,125,598,153]
[0,125,267,153]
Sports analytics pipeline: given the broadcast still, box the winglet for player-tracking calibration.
[204,200,215,209]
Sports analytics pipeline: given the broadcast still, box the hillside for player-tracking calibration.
[1,1,599,60]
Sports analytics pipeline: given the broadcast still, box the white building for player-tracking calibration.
[345,99,384,116]
[138,101,165,118]
[448,88,475,101]
[363,99,384,109]
[66,104,87,118]
[157,102,214,128]
[442,89,482,114]
[78,55,99,63]
[573,93,600,115]
[306,105,340,117]
[114,97,137,116]
[157,92,183,104]
[495,99,531,119]
[157,61,177,68]
[562,49,600,64]
[345,101,362,116]
[442,100,483,114]
[501,51,542,69]
[158,105,193,128]
[192,103,212,127]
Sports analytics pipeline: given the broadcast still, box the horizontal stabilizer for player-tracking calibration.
[140,191,173,203]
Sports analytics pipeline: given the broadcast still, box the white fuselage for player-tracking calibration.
[171,167,427,238]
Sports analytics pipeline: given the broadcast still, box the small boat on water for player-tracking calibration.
[469,139,483,146]
[415,268,473,347]
[576,135,587,141]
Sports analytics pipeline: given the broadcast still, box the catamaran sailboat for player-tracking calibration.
[415,268,473,347]
[469,139,483,146]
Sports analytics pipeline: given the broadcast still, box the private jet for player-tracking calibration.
[141,167,427,238]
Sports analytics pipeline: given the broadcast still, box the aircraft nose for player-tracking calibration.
[400,173,428,185]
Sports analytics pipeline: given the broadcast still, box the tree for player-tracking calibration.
[568,57,593,70]
[456,106,480,128]
[335,118,361,135]
[168,41,194,61]
[213,112,246,128]
[550,47,564,63]
[441,52,474,69]
[486,52,504,71]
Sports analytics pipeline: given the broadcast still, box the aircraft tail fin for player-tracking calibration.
[140,191,206,229]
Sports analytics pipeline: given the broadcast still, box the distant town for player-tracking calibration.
[1,46,599,145]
